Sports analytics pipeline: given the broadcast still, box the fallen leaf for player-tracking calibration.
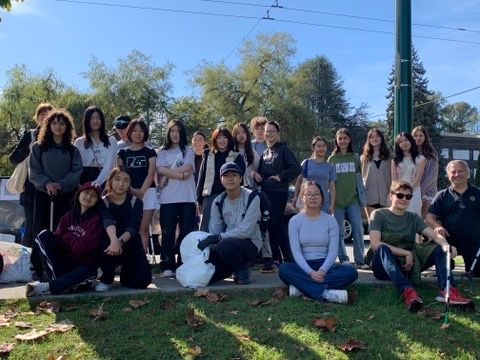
[367,314,375,321]
[128,299,150,309]
[14,321,32,329]
[272,287,288,300]
[162,300,175,310]
[2,310,18,319]
[250,299,277,307]
[206,292,227,304]
[312,317,337,332]
[15,329,49,342]
[122,307,132,312]
[35,301,61,314]
[337,338,367,352]
[235,334,251,342]
[193,289,209,297]
[0,343,15,354]
[420,309,443,320]
[90,303,108,321]
[46,320,75,333]
[229,310,239,315]
[267,316,272,322]
[441,322,451,329]
[46,355,67,360]
[0,316,11,327]
[186,308,203,329]
[186,345,202,357]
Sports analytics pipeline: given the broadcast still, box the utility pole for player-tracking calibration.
[394,0,413,136]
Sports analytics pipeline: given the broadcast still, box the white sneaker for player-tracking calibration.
[95,282,109,292]
[26,281,49,297]
[322,289,348,304]
[289,285,302,297]
[161,270,175,278]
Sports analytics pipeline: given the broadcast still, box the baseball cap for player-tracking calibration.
[220,162,242,177]
[78,182,102,198]
[114,115,131,129]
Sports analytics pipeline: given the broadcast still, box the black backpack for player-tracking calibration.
[215,189,270,241]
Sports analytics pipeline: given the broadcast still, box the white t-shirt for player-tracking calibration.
[156,146,196,204]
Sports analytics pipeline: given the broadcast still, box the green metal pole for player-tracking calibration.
[394,0,413,136]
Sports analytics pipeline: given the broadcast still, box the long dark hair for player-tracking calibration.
[71,188,99,225]
[163,119,188,157]
[333,128,354,154]
[394,132,419,166]
[232,123,254,166]
[361,128,391,162]
[82,106,110,148]
[210,127,234,153]
[412,125,437,160]
[38,109,76,151]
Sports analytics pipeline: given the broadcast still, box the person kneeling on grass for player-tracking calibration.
[279,181,358,303]
[27,183,104,296]
[94,167,152,292]
[369,180,473,312]
[197,162,262,285]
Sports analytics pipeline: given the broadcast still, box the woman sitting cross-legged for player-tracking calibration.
[95,167,152,292]
[26,183,104,296]
[279,181,358,303]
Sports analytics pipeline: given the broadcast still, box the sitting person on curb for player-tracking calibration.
[426,160,480,277]
[197,162,262,285]
[26,183,104,296]
[95,166,152,292]
[369,180,473,312]
[279,181,358,303]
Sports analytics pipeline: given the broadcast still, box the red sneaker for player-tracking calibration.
[401,287,423,312]
[436,287,472,306]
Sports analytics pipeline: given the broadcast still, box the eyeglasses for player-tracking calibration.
[393,193,413,200]
[304,192,322,199]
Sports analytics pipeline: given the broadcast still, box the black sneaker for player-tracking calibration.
[260,258,276,273]
[234,268,251,285]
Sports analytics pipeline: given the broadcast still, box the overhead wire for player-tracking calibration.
[53,0,480,46]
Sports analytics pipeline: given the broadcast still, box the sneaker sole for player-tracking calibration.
[260,269,276,274]
[435,296,474,306]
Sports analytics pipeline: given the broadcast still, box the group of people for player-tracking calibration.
[7,104,479,312]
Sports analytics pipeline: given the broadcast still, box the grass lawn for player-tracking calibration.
[0,283,479,359]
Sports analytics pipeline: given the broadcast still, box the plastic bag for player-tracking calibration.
[177,231,215,288]
[0,241,33,283]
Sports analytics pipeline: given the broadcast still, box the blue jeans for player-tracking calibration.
[372,244,453,293]
[278,259,358,300]
[334,203,365,264]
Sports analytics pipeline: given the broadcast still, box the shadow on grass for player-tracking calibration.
[5,282,478,359]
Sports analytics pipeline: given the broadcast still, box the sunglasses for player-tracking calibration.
[393,193,413,200]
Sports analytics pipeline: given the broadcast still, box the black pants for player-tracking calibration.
[264,190,291,262]
[31,230,97,294]
[32,190,74,238]
[208,237,258,284]
[448,235,480,276]
[20,191,35,247]
[160,202,196,271]
[99,235,152,289]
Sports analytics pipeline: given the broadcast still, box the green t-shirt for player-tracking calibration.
[369,208,427,250]
[327,152,358,208]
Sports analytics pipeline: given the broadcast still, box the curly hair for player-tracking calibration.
[38,108,76,150]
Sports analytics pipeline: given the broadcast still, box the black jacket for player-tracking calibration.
[257,141,301,193]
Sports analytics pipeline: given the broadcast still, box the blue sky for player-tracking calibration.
[1,0,480,122]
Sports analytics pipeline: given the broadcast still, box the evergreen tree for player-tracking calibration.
[385,47,443,145]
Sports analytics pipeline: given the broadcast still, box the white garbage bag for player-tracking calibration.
[176,231,215,288]
[0,241,33,283]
